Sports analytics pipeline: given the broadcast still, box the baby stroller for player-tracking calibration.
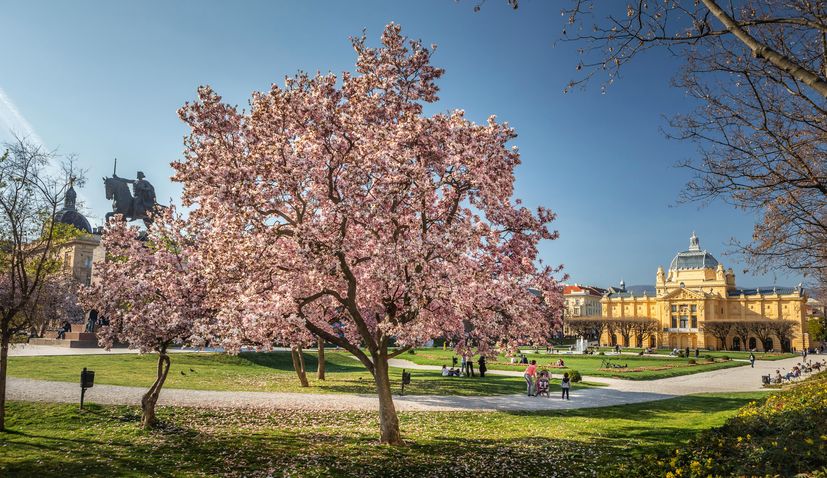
[536,370,550,397]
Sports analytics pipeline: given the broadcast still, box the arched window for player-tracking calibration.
[732,337,741,351]
[748,338,756,350]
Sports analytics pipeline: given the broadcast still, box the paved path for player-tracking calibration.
[6,347,812,411]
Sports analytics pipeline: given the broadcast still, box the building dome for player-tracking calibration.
[669,232,719,271]
[54,182,92,234]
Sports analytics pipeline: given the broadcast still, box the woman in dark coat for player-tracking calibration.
[478,356,487,378]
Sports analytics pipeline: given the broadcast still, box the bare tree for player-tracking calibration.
[608,318,637,347]
[766,320,796,352]
[459,1,825,281]
[558,0,827,281]
[732,321,754,350]
[631,318,660,348]
[0,137,80,431]
[702,320,735,350]
[750,320,776,350]
[565,316,605,340]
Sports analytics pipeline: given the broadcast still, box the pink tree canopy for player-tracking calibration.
[174,23,563,443]
[83,211,211,353]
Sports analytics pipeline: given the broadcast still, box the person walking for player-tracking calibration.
[749,352,756,368]
[561,372,571,400]
[524,360,538,397]
[478,355,487,378]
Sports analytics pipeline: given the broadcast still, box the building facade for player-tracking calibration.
[599,233,809,351]
[563,284,606,318]
[54,182,102,286]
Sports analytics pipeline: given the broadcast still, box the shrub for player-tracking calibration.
[720,355,730,361]
[407,349,416,355]
[598,351,605,356]
[605,371,827,477]
[569,370,582,383]
[688,358,696,365]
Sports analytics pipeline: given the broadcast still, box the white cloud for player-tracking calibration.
[0,85,46,148]
[0,85,93,220]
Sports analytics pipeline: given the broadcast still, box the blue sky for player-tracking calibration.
[0,0,802,288]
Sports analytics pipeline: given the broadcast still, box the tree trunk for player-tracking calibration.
[373,354,402,445]
[141,350,171,429]
[291,346,309,387]
[317,336,326,381]
[0,329,9,432]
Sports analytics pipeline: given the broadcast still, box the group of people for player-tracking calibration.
[523,360,571,400]
[443,355,488,378]
[771,359,826,384]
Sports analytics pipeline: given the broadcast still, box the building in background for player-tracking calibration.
[54,181,101,286]
[563,284,606,318]
[599,233,809,351]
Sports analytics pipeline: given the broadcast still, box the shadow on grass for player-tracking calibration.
[1,408,621,478]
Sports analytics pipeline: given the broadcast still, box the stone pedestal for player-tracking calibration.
[29,324,101,348]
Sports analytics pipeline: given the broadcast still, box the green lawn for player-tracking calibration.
[403,348,747,380]
[6,351,598,396]
[0,392,767,477]
[587,347,798,361]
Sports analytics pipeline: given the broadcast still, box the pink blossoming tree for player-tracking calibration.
[82,211,212,428]
[174,24,563,444]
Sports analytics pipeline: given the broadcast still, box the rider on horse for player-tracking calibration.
[110,171,157,220]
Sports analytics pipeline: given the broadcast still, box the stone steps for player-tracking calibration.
[28,338,101,348]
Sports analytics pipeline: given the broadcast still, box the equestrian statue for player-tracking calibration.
[103,158,161,227]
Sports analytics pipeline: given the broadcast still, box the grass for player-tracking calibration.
[588,347,798,361]
[6,351,599,396]
[402,348,747,380]
[0,392,767,477]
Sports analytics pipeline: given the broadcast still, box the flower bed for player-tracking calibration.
[607,371,827,477]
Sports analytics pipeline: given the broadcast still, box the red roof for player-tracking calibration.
[563,284,606,296]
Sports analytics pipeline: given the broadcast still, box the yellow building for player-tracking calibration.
[600,233,809,352]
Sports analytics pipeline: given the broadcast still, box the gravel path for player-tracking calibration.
[7,354,809,412]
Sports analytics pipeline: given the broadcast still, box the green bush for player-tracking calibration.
[598,351,605,356]
[687,358,696,365]
[568,370,582,383]
[606,371,827,477]
[407,349,416,355]
[720,355,730,361]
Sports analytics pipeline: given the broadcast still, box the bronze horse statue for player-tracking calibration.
[103,172,161,228]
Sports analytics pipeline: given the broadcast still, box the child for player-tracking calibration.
[536,370,550,397]
[561,372,571,400]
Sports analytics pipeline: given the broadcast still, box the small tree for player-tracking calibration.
[766,320,796,352]
[0,138,80,432]
[82,211,212,428]
[22,272,83,338]
[175,24,563,444]
[732,321,753,350]
[631,318,660,348]
[565,316,604,340]
[702,321,734,350]
[609,319,636,347]
[809,317,827,344]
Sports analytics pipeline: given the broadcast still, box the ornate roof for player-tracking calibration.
[669,232,719,271]
[54,183,92,234]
